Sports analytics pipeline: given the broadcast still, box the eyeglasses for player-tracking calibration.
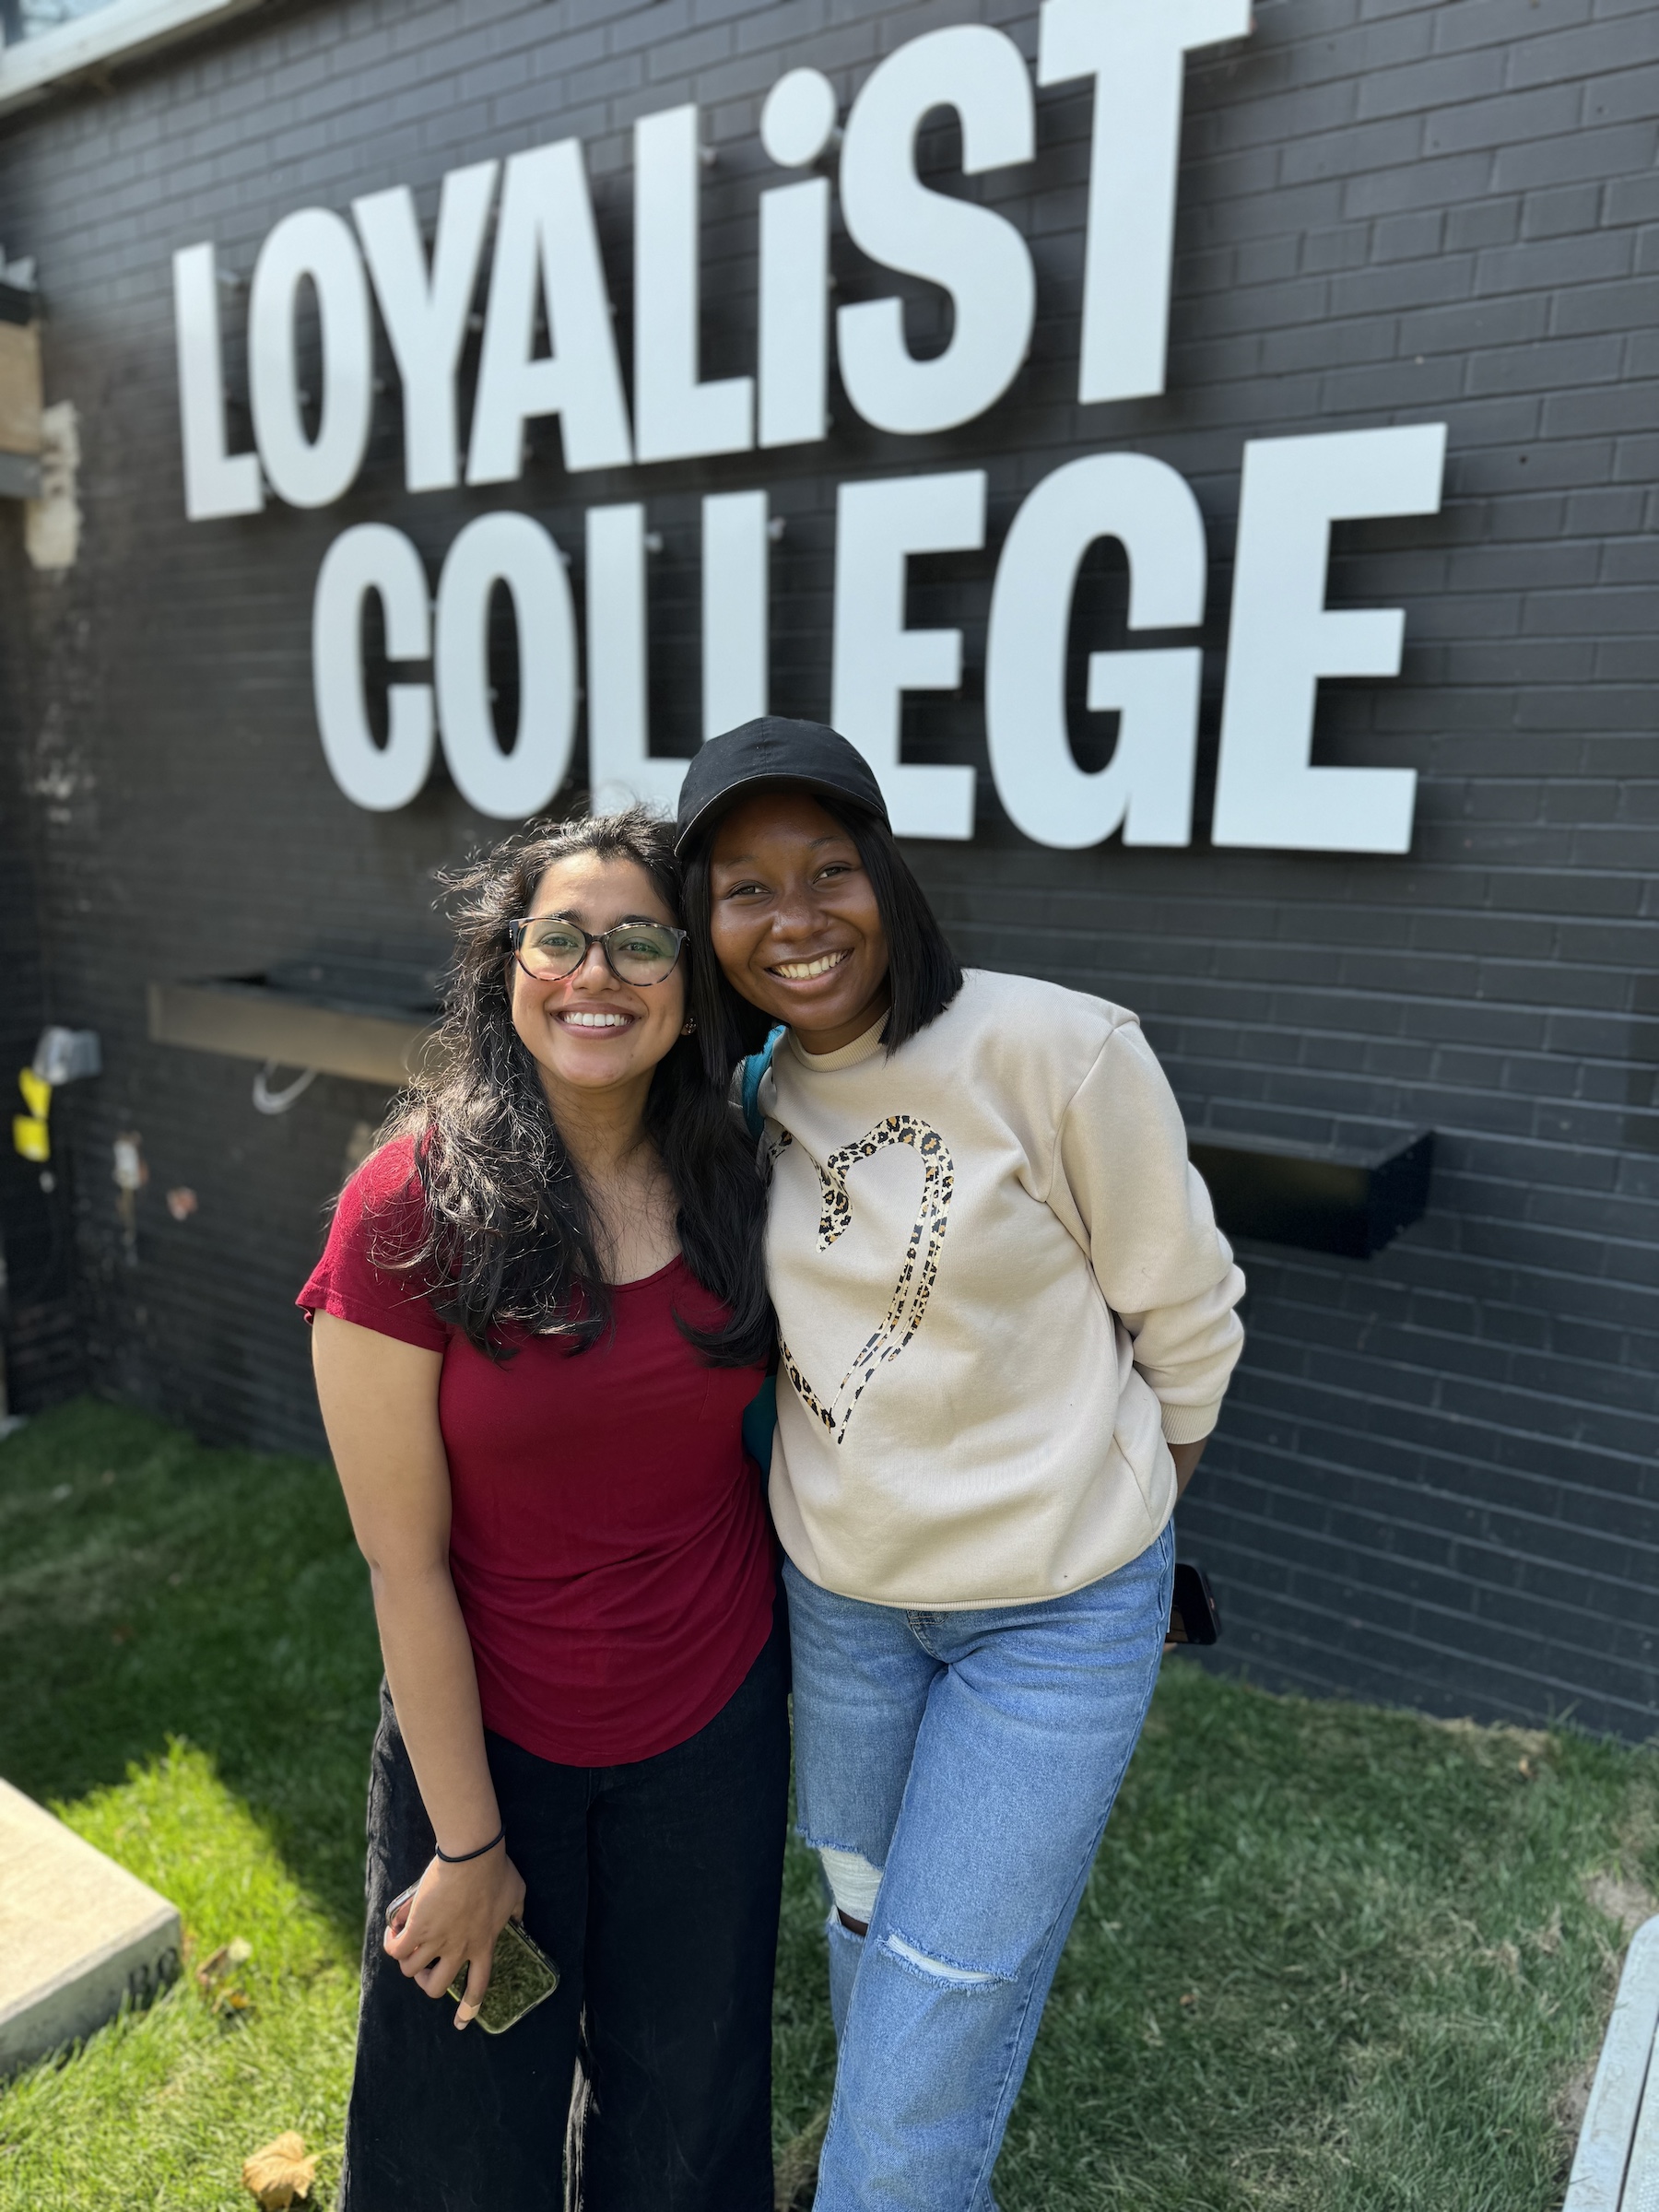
[509,913,688,988]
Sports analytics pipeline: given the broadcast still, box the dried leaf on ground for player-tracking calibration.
[196,1937,253,1990]
[241,2131,316,2208]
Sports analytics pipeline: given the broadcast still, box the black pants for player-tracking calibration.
[340,1616,790,2212]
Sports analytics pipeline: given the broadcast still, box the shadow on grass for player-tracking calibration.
[0,1397,842,2179]
[0,1397,381,1936]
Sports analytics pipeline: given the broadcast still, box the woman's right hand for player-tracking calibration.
[384,1847,527,2027]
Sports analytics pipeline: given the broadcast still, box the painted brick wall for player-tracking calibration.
[0,569,82,1414]
[0,0,1653,1733]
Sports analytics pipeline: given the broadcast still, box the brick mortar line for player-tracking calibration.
[1222,1373,1659,1467]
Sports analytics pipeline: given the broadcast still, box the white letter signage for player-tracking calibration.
[190,6,1455,862]
[434,512,578,818]
[702,489,771,739]
[986,453,1206,849]
[248,207,374,509]
[634,105,753,465]
[831,471,984,841]
[312,524,434,812]
[353,161,499,495]
[1212,424,1447,854]
[585,504,688,815]
[466,141,633,486]
[1039,0,1252,406]
[837,26,1036,437]
[758,69,838,451]
[172,242,264,521]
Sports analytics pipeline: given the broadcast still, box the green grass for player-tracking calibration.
[0,1401,1653,2210]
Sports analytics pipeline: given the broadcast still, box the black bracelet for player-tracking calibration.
[435,1823,505,1865]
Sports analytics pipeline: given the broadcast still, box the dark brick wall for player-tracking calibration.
[0,533,84,1415]
[0,0,1653,1733]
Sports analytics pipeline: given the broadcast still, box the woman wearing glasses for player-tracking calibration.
[300,810,783,2212]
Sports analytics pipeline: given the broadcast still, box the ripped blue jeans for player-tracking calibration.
[783,1521,1173,2212]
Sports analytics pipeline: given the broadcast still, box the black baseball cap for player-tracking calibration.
[674,717,889,855]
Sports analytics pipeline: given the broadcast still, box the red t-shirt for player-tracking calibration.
[298,1136,775,1767]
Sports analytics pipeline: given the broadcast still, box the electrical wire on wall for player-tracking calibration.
[252,1064,318,1116]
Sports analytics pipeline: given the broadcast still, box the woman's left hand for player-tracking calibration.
[384,1847,527,2026]
[1165,1441,1207,1648]
[1170,1440,1206,1498]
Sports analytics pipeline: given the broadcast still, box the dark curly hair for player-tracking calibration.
[376,807,771,1368]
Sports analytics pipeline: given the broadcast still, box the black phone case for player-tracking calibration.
[1169,1561,1221,1646]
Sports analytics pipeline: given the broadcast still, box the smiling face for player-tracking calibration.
[509,853,688,1109]
[707,792,892,1055]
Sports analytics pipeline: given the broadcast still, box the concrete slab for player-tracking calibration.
[1565,1916,1659,2212]
[0,1777,181,2074]
[1628,2042,1659,2212]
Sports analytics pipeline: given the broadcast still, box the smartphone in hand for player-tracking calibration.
[384,1882,560,2035]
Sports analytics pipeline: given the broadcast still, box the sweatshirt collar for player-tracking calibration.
[785,1009,888,1073]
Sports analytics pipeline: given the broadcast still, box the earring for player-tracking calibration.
[680,1016,697,1036]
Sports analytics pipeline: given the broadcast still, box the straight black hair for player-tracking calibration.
[681,794,964,1090]
[371,808,772,1367]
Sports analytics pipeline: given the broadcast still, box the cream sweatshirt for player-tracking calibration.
[758,968,1246,1609]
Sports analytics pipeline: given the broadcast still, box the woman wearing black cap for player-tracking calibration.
[678,721,1247,2212]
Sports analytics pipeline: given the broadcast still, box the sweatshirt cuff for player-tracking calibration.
[1161,1401,1220,1446]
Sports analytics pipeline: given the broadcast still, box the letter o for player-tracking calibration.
[312,524,434,813]
[435,512,577,819]
[250,207,374,508]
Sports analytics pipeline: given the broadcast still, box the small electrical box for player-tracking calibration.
[32,1029,100,1086]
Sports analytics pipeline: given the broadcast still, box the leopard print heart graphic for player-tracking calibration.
[777,1113,955,1445]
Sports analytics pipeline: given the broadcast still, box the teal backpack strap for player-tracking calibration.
[740,1373,777,1476]
[740,1024,786,1142]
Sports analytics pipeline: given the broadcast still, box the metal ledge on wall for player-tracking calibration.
[147,970,440,1090]
[1190,1127,1434,1260]
[0,0,272,114]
